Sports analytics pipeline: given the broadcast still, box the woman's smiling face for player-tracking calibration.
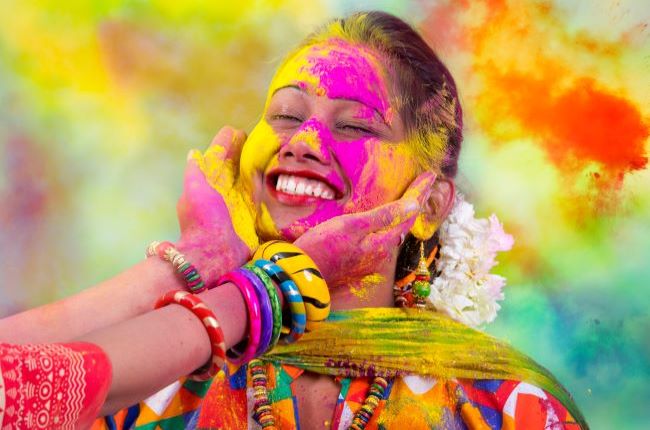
[240,38,419,240]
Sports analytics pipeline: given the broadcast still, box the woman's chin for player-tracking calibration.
[255,200,349,244]
[255,205,306,243]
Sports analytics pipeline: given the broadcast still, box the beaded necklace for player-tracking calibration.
[249,359,388,430]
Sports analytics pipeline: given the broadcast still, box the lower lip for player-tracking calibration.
[267,182,331,206]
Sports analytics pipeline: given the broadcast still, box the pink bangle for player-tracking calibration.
[216,269,262,364]
[154,290,226,381]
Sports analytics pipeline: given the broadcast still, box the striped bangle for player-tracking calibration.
[216,269,262,364]
[253,241,331,331]
[254,259,306,345]
[146,241,207,293]
[154,290,225,381]
[245,264,282,353]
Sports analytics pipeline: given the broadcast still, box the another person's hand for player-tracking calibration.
[176,126,259,285]
[294,171,436,293]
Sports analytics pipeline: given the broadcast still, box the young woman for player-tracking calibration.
[0,11,588,429]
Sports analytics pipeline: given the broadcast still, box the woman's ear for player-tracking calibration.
[409,177,455,240]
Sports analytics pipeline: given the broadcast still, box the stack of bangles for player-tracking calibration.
[147,240,331,380]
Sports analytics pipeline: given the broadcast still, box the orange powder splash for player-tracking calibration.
[421,0,648,188]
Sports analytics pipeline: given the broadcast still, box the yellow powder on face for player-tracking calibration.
[237,120,284,241]
[239,120,281,191]
[255,202,281,240]
[342,141,419,214]
[265,44,321,101]
[292,127,323,153]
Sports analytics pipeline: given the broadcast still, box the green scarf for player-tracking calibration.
[266,308,588,429]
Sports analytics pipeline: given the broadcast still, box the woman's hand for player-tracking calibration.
[294,171,436,293]
[176,126,259,285]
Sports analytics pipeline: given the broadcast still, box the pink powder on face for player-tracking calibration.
[306,39,391,119]
[263,40,415,239]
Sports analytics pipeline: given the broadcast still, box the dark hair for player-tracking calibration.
[297,11,463,282]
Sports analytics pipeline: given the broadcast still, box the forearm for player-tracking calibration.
[0,247,228,343]
[80,281,249,416]
[0,282,249,428]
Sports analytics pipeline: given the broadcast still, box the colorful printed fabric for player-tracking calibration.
[0,342,112,429]
[95,308,588,429]
[96,362,582,429]
[264,307,585,425]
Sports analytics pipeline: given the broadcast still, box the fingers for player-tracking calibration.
[182,151,210,201]
[356,171,437,231]
[344,195,419,237]
[194,127,247,189]
[204,126,247,166]
[402,170,437,208]
[177,154,204,230]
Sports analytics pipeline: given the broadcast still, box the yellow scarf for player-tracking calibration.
[266,308,589,429]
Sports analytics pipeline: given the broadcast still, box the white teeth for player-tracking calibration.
[276,174,336,199]
[286,177,297,193]
[295,181,305,195]
[276,176,286,191]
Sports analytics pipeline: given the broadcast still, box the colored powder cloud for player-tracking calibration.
[421,0,648,191]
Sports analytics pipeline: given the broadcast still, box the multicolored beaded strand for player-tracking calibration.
[146,241,206,293]
[349,376,388,430]
[249,359,277,430]
[250,360,389,430]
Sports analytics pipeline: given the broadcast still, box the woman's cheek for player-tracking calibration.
[342,141,416,213]
[240,120,281,198]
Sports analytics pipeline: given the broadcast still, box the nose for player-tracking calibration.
[279,120,332,166]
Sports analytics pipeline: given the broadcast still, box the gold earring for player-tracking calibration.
[412,242,431,309]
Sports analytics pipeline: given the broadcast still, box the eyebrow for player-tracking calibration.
[271,85,391,128]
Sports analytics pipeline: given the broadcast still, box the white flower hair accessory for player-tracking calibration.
[428,193,514,328]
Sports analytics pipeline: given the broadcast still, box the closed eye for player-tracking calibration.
[271,114,303,122]
[336,122,376,135]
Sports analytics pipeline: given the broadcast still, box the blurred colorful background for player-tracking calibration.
[0,0,648,428]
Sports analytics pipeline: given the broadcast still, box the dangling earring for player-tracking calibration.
[394,242,434,308]
[412,242,432,309]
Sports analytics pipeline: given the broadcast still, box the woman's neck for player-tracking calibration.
[329,265,397,311]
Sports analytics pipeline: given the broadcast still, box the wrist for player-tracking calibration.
[175,239,233,288]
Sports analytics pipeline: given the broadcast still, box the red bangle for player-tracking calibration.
[154,290,226,381]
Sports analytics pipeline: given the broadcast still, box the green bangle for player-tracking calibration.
[246,264,282,352]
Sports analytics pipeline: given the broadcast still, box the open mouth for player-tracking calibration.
[266,169,344,204]
[275,174,336,199]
